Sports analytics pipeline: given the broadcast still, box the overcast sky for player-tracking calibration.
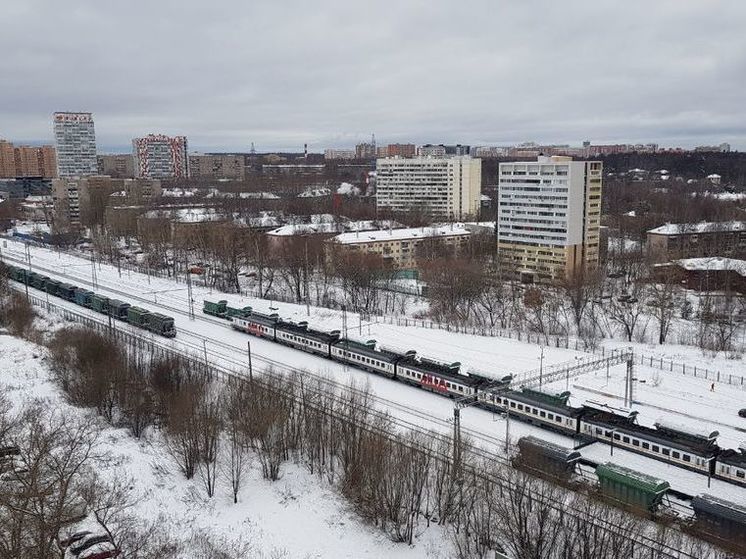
[2,0,745,152]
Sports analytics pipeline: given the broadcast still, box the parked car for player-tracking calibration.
[738,408,746,418]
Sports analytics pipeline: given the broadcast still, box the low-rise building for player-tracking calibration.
[97,154,135,178]
[327,224,472,269]
[647,221,746,262]
[657,257,746,294]
[188,154,245,180]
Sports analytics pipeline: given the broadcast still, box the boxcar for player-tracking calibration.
[203,300,228,318]
[147,313,176,337]
[74,289,94,308]
[91,294,110,314]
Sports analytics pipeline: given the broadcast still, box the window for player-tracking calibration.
[662,448,670,456]
[539,411,546,418]
[737,470,745,479]
[517,404,523,411]
[510,402,516,408]
[652,445,660,453]
[642,442,649,450]
[632,439,640,447]
[672,451,680,459]
[622,436,630,444]
[614,434,620,441]
[682,455,691,463]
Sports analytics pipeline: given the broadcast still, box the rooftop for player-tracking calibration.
[675,257,746,277]
[647,221,746,235]
[331,224,472,245]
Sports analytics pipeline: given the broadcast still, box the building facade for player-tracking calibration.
[375,156,481,220]
[324,149,356,160]
[98,154,135,178]
[132,134,189,179]
[378,144,416,158]
[188,154,245,180]
[328,225,472,269]
[53,112,98,177]
[52,176,161,229]
[647,222,746,262]
[0,140,57,178]
[497,156,602,283]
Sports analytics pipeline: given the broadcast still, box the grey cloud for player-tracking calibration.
[1,0,745,151]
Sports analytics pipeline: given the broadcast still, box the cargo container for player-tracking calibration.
[108,300,131,320]
[74,289,94,307]
[147,313,176,337]
[126,306,150,327]
[91,294,110,314]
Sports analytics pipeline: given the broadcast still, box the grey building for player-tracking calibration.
[53,112,98,177]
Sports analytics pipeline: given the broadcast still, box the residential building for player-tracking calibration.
[356,142,377,159]
[53,112,98,177]
[656,258,746,294]
[327,224,472,269]
[646,221,746,262]
[188,154,245,180]
[52,175,161,229]
[324,149,357,160]
[0,140,57,178]
[132,134,189,179]
[416,144,447,157]
[375,156,481,219]
[98,154,135,178]
[378,144,416,158]
[497,155,602,283]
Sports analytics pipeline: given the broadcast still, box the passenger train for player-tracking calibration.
[228,304,746,488]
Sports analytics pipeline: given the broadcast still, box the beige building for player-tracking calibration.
[98,154,135,178]
[52,175,161,230]
[327,224,472,269]
[647,221,746,262]
[497,156,602,283]
[0,140,57,178]
[375,156,481,220]
[188,154,245,180]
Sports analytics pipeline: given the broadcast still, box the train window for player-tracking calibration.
[517,404,523,411]
[595,428,602,435]
[547,413,554,420]
[682,455,690,463]
[662,448,670,456]
[632,439,639,447]
[642,442,649,450]
[539,411,546,418]
[555,416,562,423]
[672,451,680,459]
[510,402,516,408]
[622,436,629,444]
[652,445,659,453]
[532,408,538,415]
[613,434,620,440]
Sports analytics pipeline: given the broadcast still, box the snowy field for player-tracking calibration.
[0,333,454,558]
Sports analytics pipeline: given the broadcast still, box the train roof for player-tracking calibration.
[149,312,173,321]
[692,494,746,525]
[398,355,481,387]
[277,320,340,344]
[653,418,719,443]
[596,463,670,494]
[236,312,278,327]
[334,339,402,362]
[582,411,718,456]
[718,448,746,467]
[504,388,584,417]
[518,436,581,463]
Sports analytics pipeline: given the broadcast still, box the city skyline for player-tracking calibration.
[2,2,746,152]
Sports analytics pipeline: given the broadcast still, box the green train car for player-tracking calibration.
[147,313,176,337]
[203,299,228,318]
[226,305,252,319]
[596,463,670,513]
[1,261,177,338]
[108,300,131,320]
[126,306,150,327]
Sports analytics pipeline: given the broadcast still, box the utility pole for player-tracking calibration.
[539,345,545,390]
[505,409,511,453]
[247,340,253,381]
[203,339,208,366]
[452,408,461,466]
[304,236,310,317]
[186,266,195,320]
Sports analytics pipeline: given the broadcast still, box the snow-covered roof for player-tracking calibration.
[298,187,331,198]
[647,221,746,235]
[331,224,472,245]
[675,257,746,278]
[268,219,398,237]
[707,174,722,179]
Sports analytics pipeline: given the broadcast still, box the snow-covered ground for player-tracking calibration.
[4,236,746,509]
[0,333,453,558]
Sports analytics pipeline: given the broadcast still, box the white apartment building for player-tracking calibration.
[498,155,602,283]
[53,112,98,177]
[375,156,481,220]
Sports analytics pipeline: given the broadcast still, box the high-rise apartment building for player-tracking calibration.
[53,112,98,177]
[497,155,602,283]
[375,156,481,220]
[0,140,57,178]
[132,134,189,179]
